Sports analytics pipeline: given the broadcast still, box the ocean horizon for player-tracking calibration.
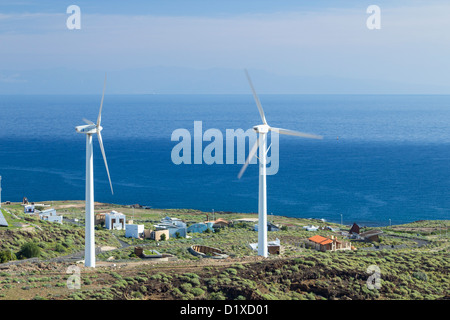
[1,94,450,227]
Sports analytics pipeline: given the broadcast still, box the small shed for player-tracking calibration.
[349,223,361,235]
[125,224,144,239]
[105,211,126,230]
[268,244,280,255]
[134,246,144,257]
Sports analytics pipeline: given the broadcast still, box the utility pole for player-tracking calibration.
[340,213,343,226]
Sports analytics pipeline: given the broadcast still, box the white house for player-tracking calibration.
[39,209,63,224]
[105,211,126,230]
[125,224,144,239]
[24,205,35,214]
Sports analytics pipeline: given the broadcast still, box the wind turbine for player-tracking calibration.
[238,69,323,257]
[75,74,113,268]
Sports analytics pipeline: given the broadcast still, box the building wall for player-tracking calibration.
[151,229,169,241]
[125,224,144,238]
[105,214,126,230]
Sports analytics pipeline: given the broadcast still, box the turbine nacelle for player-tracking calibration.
[253,124,270,134]
[75,124,103,135]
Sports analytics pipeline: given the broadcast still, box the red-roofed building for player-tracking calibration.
[308,235,352,252]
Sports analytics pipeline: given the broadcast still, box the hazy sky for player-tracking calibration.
[1,0,450,94]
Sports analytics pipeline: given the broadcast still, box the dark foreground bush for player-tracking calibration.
[19,242,41,259]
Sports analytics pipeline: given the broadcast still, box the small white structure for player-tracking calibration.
[248,238,281,253]
[303,225,319,231]
[161,216,187,228]
[24,205,35,214]
[39,209,63,224]
[125,224,144,239]
[105,211,126,230]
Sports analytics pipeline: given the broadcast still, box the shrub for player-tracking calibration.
[55,243,66,253]
[190,278,201,287]
[132,291,143,299]
[412,271,428,282]
[181,283,193,293]
[0,250,16,263]
[19,242,41,258]
[303,261,316,267]
[191,287,205,297]
[210,292,226,300]
[225,268,237,276]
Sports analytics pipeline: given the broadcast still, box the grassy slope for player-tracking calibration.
[0,201,448,300]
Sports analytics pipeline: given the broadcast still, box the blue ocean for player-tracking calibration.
[1,94,450,226]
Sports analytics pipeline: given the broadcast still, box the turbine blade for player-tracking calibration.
[83,118,95,125]
[97,73,107,127]
[97,130,114,195]
[270,127,323,139]
[237,136,260,179]
[244,69,267,125]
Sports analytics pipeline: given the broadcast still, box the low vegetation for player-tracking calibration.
[0,201,447,300]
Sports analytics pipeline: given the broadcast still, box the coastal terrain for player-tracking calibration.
[0,201,448,300]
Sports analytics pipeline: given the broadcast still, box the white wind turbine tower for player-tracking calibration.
[75,74,114,268]
[238,70,323,257]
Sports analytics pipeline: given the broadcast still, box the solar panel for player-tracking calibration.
[0,210,8,227]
